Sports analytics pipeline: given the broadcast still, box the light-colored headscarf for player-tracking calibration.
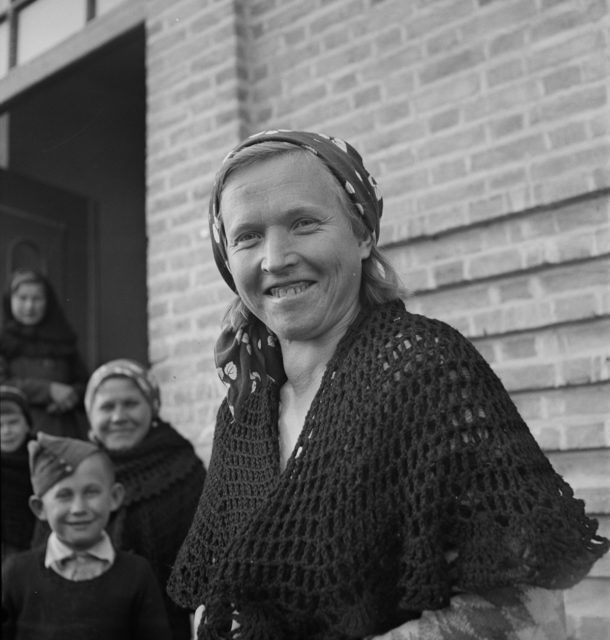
[209,130,384,417]
[84,359,161,418]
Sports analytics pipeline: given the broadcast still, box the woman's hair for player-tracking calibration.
[215,141,407,330]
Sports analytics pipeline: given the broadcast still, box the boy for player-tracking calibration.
[1,432,172,640]
[1,385,35,563]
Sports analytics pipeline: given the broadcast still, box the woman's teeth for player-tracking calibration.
[270,283,310,298]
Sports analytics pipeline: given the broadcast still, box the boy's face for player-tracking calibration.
[1,404,30,453]
[30,454,124,551]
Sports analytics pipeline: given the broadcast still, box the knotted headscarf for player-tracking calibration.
[209,130,383,416]
[84,359,161,419]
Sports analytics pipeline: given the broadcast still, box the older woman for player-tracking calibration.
[85,359,206,640]
[0,269,89,439]
[168,131,608,639]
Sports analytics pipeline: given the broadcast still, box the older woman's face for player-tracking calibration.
[11,282,47,326]
[221,153,372,343]
[89,377,152,450]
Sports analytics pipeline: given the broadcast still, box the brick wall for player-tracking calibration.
[145,0,609,635]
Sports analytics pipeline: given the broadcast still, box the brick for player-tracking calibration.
[497,278,533,302]
[414,73,481,114]
[531,143,610,180]
[468,195,505,222]
[428,108,460,133]
[553,293,599,322]
[488,113,525,139]
[419,47,485,85]
[542,65,581,95]
[468,248,522,279]
[495,364,557,391]
[417,124,486,160]
[425,28,460,56]
[433,260,465,286]
[501,335,538,360]
[489,28,526,56]
[418,178,486,211]
[547,121,589,149]
[430,158,467,184]
[540,260,610,294]
[486,59,524,88]
[564,422,608,450]
[561,356,606,386]
[471,134,546,171]
[531,85,607,123]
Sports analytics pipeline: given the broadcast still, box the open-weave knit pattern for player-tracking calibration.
[168,300,608,640]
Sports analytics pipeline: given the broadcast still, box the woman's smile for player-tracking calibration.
[266,281,314,299]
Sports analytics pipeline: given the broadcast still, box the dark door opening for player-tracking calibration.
[3,26,147,369]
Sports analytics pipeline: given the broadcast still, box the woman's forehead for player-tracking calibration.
[221,153,340,213]
[13,281,45,295]
[95,376,143,396]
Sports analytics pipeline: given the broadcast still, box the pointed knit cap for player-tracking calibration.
[28,432,100,497]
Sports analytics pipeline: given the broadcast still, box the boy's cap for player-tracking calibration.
[0,385,32,427]
[28,433,101,497]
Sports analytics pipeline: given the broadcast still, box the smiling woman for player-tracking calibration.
[168,130,608,640]
[79,358,206,640]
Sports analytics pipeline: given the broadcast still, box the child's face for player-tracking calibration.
[31,454,123,551]
[88,377,153,450]
[11,281,47,326]
[0,404,30,453]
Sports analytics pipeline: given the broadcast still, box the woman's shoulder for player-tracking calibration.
[359,299,476,356]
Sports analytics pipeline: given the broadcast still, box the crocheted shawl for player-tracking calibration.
[1,440,35,550]
[168,300,608,640]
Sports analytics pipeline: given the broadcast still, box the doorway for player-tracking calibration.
[3,26,147,370]
[0,169,96,366]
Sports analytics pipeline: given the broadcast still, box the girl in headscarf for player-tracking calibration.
[85,359,206,640]
[0,269,89,439]
[168,130,608,639]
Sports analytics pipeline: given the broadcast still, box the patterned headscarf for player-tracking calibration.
[209,130,383,416]
[84,359,161,419]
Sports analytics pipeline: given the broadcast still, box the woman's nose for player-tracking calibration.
[261,230,295,273]
[111,405,126,422]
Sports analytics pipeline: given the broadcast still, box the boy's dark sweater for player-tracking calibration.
[2,545,172,640]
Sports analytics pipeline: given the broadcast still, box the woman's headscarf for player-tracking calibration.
[209,130,384,416]
[84,359,161,419]
[1,269,77,354]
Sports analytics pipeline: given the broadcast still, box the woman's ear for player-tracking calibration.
[358,233,373,261]
[28,495,47,521]
[109,482,125,512]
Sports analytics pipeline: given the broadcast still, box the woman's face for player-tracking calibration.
[11,282,47,326]
[220,153,372,344]
[88,377,152,451]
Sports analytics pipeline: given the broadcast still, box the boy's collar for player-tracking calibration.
[44,531,115,567]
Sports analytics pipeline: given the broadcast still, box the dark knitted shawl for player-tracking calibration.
[103,421,206,588]
[168,300,608,640]
[1,441,35,551]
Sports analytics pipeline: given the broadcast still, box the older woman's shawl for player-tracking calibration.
[168,300,608,640]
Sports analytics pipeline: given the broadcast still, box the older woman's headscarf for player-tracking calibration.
[209,130,384,417]
[84,359,161,418]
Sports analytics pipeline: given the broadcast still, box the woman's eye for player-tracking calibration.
[294,218,319,230]
[233,231,259,246]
